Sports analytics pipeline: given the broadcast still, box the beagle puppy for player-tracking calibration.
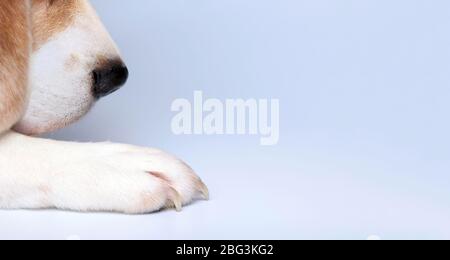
[0,0,208,214]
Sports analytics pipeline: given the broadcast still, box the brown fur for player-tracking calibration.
[31,0,80,50]
[0,0,31,134]
[0,0,82,134]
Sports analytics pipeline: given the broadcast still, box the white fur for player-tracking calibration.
[0,131,207,213]
[15,1,121,135]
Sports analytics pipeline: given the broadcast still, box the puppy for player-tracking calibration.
[0,0,208,214]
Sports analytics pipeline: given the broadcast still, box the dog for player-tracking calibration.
[0,0,208,214]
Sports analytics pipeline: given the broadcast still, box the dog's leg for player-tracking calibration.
[0,131,208,213]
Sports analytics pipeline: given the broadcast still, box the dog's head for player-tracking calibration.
[12,0,128,135]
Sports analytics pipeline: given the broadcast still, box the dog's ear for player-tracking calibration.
[0,0,31,134]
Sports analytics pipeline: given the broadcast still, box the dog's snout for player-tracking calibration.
[92,61,128,99]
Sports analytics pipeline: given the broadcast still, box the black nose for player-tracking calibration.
[92,61,128,99]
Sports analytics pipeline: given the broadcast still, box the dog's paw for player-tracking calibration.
[49,143,209,214]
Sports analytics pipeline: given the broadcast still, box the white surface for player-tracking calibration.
[1,155,450,240]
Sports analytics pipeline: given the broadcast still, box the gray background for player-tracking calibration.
[1,0,450,239]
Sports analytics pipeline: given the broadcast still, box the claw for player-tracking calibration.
[197,180,210,201]
[167,187,183,212]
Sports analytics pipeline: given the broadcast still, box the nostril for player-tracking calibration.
[92,61,129,99]
[92,70,100,86]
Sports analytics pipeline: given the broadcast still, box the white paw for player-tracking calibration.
[48,143,209,214]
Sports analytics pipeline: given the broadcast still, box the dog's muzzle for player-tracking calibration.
[92,60,129,99]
